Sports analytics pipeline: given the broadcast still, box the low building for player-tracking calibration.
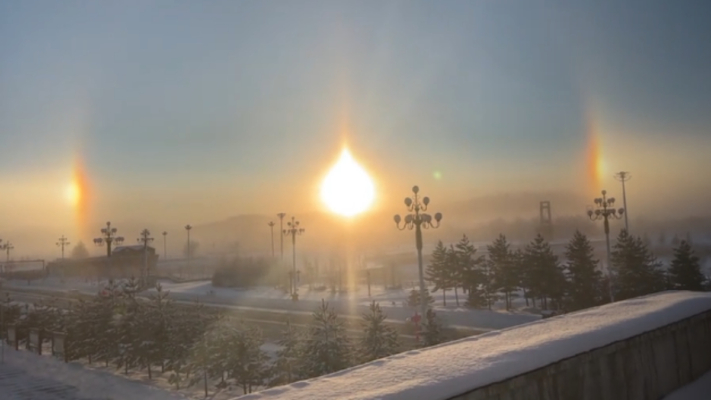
[47,245,158,280]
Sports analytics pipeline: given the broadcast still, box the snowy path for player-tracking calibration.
[0,348,186,400]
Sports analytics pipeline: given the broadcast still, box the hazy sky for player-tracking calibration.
[1,0,710,242]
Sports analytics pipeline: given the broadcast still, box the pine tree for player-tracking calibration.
[71,241,90,259]
[524,234,565,310]
[299,300,351,379]
[658,231,667,246]
[359,302,400,363]
[488,235,518,310]
[565,231,603,310]
[406,288,434,309]
[421,309,444,347]
[425,241,450,306]
[671,234,681,246]
[511,249,530,307]
[270,320,302,386]
[612,230,665,300]
[454,235,487,308]
[224,324,269,395]
[668,240,705,291]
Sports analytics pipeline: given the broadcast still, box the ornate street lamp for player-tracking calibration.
[268,221,276,259]
[56,235,70,261]
[277,213,286,261]
[137,229,154,285]
[283,216,304,300]
[93,221,124,257]
[614,171,631,233]
[587,189,624,302]
[394,185,442,319]
[185,225,192,278]
[1,241,14,263]
[162,231,168,260]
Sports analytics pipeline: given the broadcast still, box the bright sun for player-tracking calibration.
[321,148,375,217]
[65,182,80,205]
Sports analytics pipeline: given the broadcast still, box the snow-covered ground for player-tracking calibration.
[236,291,711,400]
[664,370,711,400]
[150,280,539,331]
[0,348,186,400]
[3,277,540,331]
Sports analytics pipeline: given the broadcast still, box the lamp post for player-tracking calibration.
[283,216,304,300]
[185,225,192,278]
[93,221,123,257]
[1,241,13,263]
[162,231,168,260]
[56,236,70,261]
[587,189,624,303]
[394,185,442,319]
[277,213,286,261]
[268,221,276,259]
[137,229,154,286]
[614,171,631,233]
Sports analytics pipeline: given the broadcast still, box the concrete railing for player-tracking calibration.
[452,310,711,400]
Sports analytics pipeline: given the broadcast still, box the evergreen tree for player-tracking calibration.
[565,231,603,310]
[488,235,518,310]
[658,231,667,246]
[71,241,90,259]
[425,241,450,306]
[511,249,530,307]
[299,300,351,379]
[224,324,269,395]
[359,302,400,363]
[685,232,694,247]
[611,230,665,300]
[270,320,302,386]
[421,309,444,347]
[406,288,434,309]
[454,235,488,308]
[524,234,565,310]
[671,234,681,246]
[668,240,705,291]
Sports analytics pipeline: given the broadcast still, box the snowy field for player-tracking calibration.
[0,348,186,400]
[148,280,539,331]
[664,370,711,400]
[3,277,541,331]
[0,343,281,400]
[237,291,711,400]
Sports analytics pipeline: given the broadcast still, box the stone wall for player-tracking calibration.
[450,310,711,400]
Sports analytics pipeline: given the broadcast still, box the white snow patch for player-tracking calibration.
[236,291,711,400]
[0,348,186,400]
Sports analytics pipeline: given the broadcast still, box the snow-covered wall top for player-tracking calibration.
[239,291,711,400]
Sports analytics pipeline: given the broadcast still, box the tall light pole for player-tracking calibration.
[93,221,124,257]
[614,171,631,233]
[138,229,154,286]
[283,216,304,300]
[277,213,286,261]
[268,221,276,259]
[56,235,70,261]
[394,185,442,319]
[1,241,13,263]
[162,231,168,260]
[587,189,624,303]
[185,224,192,278]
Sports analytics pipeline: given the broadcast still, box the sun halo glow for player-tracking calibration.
[320,149,375,217]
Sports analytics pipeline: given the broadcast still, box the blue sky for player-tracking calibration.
[1,0,710,234]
